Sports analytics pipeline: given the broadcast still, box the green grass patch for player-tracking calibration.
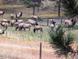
[4,26,50,42]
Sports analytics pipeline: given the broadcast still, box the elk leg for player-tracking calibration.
[19,27,22,31]
[11,23,14,26]
[15,26,19,31]
[33,28,36,33]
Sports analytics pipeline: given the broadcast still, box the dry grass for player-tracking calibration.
[0,36,56,59]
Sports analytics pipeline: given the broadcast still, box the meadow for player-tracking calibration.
[0,25,77,43]
[0,2,78,59]
[1,26,50,41]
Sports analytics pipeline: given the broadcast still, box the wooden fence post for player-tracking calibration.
[39,42,42,59]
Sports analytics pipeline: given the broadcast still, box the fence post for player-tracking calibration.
[39,42,42,59]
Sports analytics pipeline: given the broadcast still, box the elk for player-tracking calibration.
[64,18,77,27]
[33,25,43,33]
[15,22,31,31]
[0,19,10,29]
[16,11,22,19]
[27,19,38,26]
[0,10,5,16]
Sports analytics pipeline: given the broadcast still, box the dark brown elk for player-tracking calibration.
[33,25,43,33]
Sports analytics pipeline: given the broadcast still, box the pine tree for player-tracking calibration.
[21,0,41,15]
[49,25,76,59]
[61,0,78,18]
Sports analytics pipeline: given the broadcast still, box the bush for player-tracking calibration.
[49,25,75,58]
[72,25,78,30]
[64,24,78,30]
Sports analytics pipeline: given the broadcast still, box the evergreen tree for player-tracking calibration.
[49,25,76,59]
[61,0,78,18]
[21,0,41,15]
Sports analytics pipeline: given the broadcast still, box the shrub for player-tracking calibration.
[49,25,75,59]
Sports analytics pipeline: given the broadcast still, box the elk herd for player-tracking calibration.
[0,10,44,34]
[0,10,77,34]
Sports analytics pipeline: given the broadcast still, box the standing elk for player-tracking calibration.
[49,19,56,28]
[64,18,77,27]
[10,19,16,26]
[16,11,22,19]
[10,19,23,26]
[0,19,10,29]
[0,28,7,34]
[10,11,22,20]
[0,10,5,16]
[27,19,38,26]
[28,16,43,33]
[10,13,15,19]
[15,22,31,31]
[65,20,72,27]
[33,25,43,33]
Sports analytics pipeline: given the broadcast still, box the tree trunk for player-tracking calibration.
[65,56,68,59]
[58,0,62,24]
[37,7,40,12]
[33,7,35,15]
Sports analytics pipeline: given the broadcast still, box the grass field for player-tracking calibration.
[0,26,78,42]
[0,27,78,59]
[0,4,78,59]
[2,26,50,42]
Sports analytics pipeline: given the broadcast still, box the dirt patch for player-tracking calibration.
[0,36,77,59]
